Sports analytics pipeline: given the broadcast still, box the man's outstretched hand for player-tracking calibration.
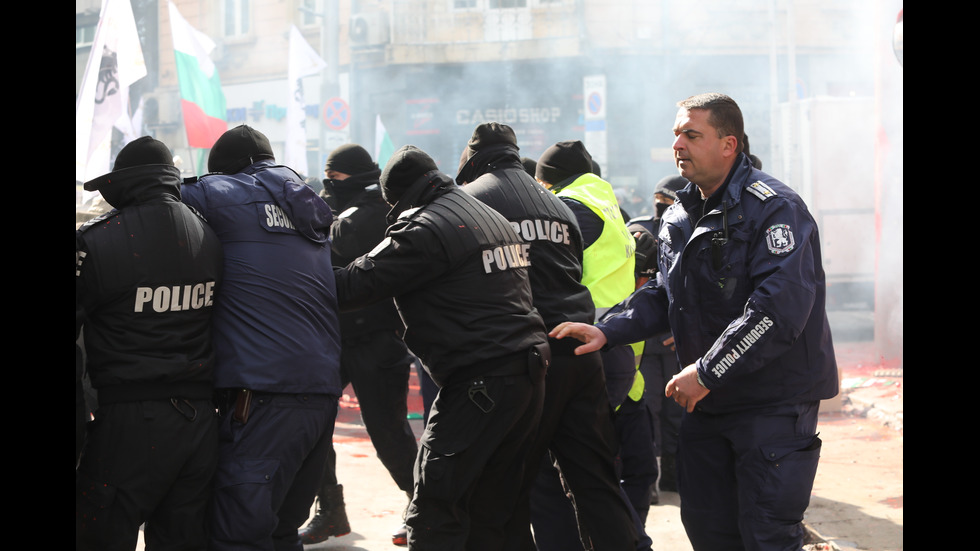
[549,322,607,355]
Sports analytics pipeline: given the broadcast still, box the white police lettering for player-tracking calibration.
[134,281,216,313]
[509,219,571,245]
[482,243,532,273]
[265,204,296,230]
[710,316,774,378]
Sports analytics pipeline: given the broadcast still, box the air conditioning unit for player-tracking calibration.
[350,11,389,46]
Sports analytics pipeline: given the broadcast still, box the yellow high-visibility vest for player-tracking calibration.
[555,173,636,312]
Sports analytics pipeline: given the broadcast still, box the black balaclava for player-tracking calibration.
[322,144,381,211]
[653,174,688,219]
[325,144,378,176]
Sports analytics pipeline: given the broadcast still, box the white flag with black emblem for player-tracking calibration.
[285,25,327,177]
[75,0,146,184]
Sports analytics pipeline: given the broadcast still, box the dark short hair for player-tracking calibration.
[677,93,744,155]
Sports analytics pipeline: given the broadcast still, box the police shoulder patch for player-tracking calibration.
[765,224,795,255]
[745,180,778,202]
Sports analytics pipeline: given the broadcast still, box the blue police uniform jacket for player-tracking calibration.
[181,160,343,395]
[597,154,838,413]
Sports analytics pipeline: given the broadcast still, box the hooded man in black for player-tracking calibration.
[300,144,418,546]
[457,122,637,551]
[76,136,223,550]
[333,144,549,550]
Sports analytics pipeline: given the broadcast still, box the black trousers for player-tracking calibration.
[406,350,546,550]
[321,330,418,496]
[511,349,638,551]
[75,398,218,551]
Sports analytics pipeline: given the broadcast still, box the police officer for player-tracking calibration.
[300,144,418,547]
[333,145,549,550]
[76,136,223,550]
[551,93,839,551]
[456,122,637,551]
[180,125,344,551]
[534,140,657,544]
[534,140,638,407]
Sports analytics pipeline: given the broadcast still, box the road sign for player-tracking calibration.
[323,97,350,131]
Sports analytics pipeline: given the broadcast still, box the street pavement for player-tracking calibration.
[134,339,902,551]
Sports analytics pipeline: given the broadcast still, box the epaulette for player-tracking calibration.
[397,206,422,221]
[745,180,778,202]
[76,209,120,234]
[338,205,360,219]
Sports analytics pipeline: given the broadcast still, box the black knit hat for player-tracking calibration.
[535,140,593,185]
[83,136,174,191]
[456,122,519,184]
[468,122,518,152]
[654,174,688,202]
[325,144,378,176]
[520,157,537,177]
[208,125,275,174]
[380,145,439,205]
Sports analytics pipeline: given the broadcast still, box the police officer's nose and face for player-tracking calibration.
[672,107,737,197]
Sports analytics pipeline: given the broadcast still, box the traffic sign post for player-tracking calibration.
[322,97,351,131]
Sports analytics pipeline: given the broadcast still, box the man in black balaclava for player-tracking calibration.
[334,144,550,550]
[653,174,688,221]
[300,144,419,547]
[76,137,223,549]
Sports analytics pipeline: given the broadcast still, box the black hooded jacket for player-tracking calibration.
[76,165,223,402]
[460,143,595,333]
[334,168,547,387]
[320,169,404,340]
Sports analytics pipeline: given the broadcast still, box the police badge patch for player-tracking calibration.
[765,224,795,255]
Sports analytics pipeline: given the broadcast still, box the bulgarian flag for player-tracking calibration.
[168,2,226,149]
[375,115,396,170]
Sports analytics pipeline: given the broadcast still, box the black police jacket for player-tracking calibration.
[325,175,404,340]
[76,165,223,402]
[334,171,547,387]
[462,152,595,329]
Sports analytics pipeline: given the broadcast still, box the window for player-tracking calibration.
[299,0,320,27]
[489,0,526,7]
[76,23,96,48]
[223,0,251,37]
[453,0,478,8]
